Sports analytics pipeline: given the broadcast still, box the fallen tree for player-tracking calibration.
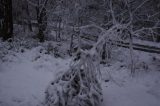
[44,52,103,106]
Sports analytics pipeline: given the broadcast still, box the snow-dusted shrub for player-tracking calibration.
[0,31,39,62]
[0,39,16,62]
[52,43,70,58]
[44,52,103,106]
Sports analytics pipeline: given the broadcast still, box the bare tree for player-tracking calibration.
[0,0,13,41]
[26,0,49,42]
[23,0,33,32]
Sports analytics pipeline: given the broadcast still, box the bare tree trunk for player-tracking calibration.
[36,7,47,42]
[69,34,74,56]
[36,0,48,42]
[101,42,107,64]
[25,0,32,32]
[1,0,13,41]
[157,36,160,42]
[129,32,135,75]
[56,16,62,42]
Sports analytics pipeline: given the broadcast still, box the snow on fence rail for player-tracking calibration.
[107,39,160,54]
[15,21,160,54]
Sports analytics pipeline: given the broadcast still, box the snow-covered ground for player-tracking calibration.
[0,47,71,106]
[0,46,160,106]
[101,61,160,106]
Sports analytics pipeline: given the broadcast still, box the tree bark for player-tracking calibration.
[0,0,13,41]
[36,7,47,42]
[25,0,32,32]
[36,0,48,42]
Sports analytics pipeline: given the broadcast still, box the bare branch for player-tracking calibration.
[26,0,38,7]
[133,0,149,13]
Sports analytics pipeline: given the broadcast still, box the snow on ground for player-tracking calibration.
[0,47,71,106]
[101,65,160,106]
[101,49,160,106]
[0,46,160,106]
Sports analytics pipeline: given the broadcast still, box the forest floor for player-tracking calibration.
[0,42,160,106]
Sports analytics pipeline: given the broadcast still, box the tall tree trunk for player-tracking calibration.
[58,16,62,41]
[1,0,13,41]
[129,32,135,75]
[56,16,62,42]
[25,0,32,32]
[36,0,48,42]
[69,34,74,56]
[36,7,47,42]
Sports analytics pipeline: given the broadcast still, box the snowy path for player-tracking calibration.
[0,48,160,106]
